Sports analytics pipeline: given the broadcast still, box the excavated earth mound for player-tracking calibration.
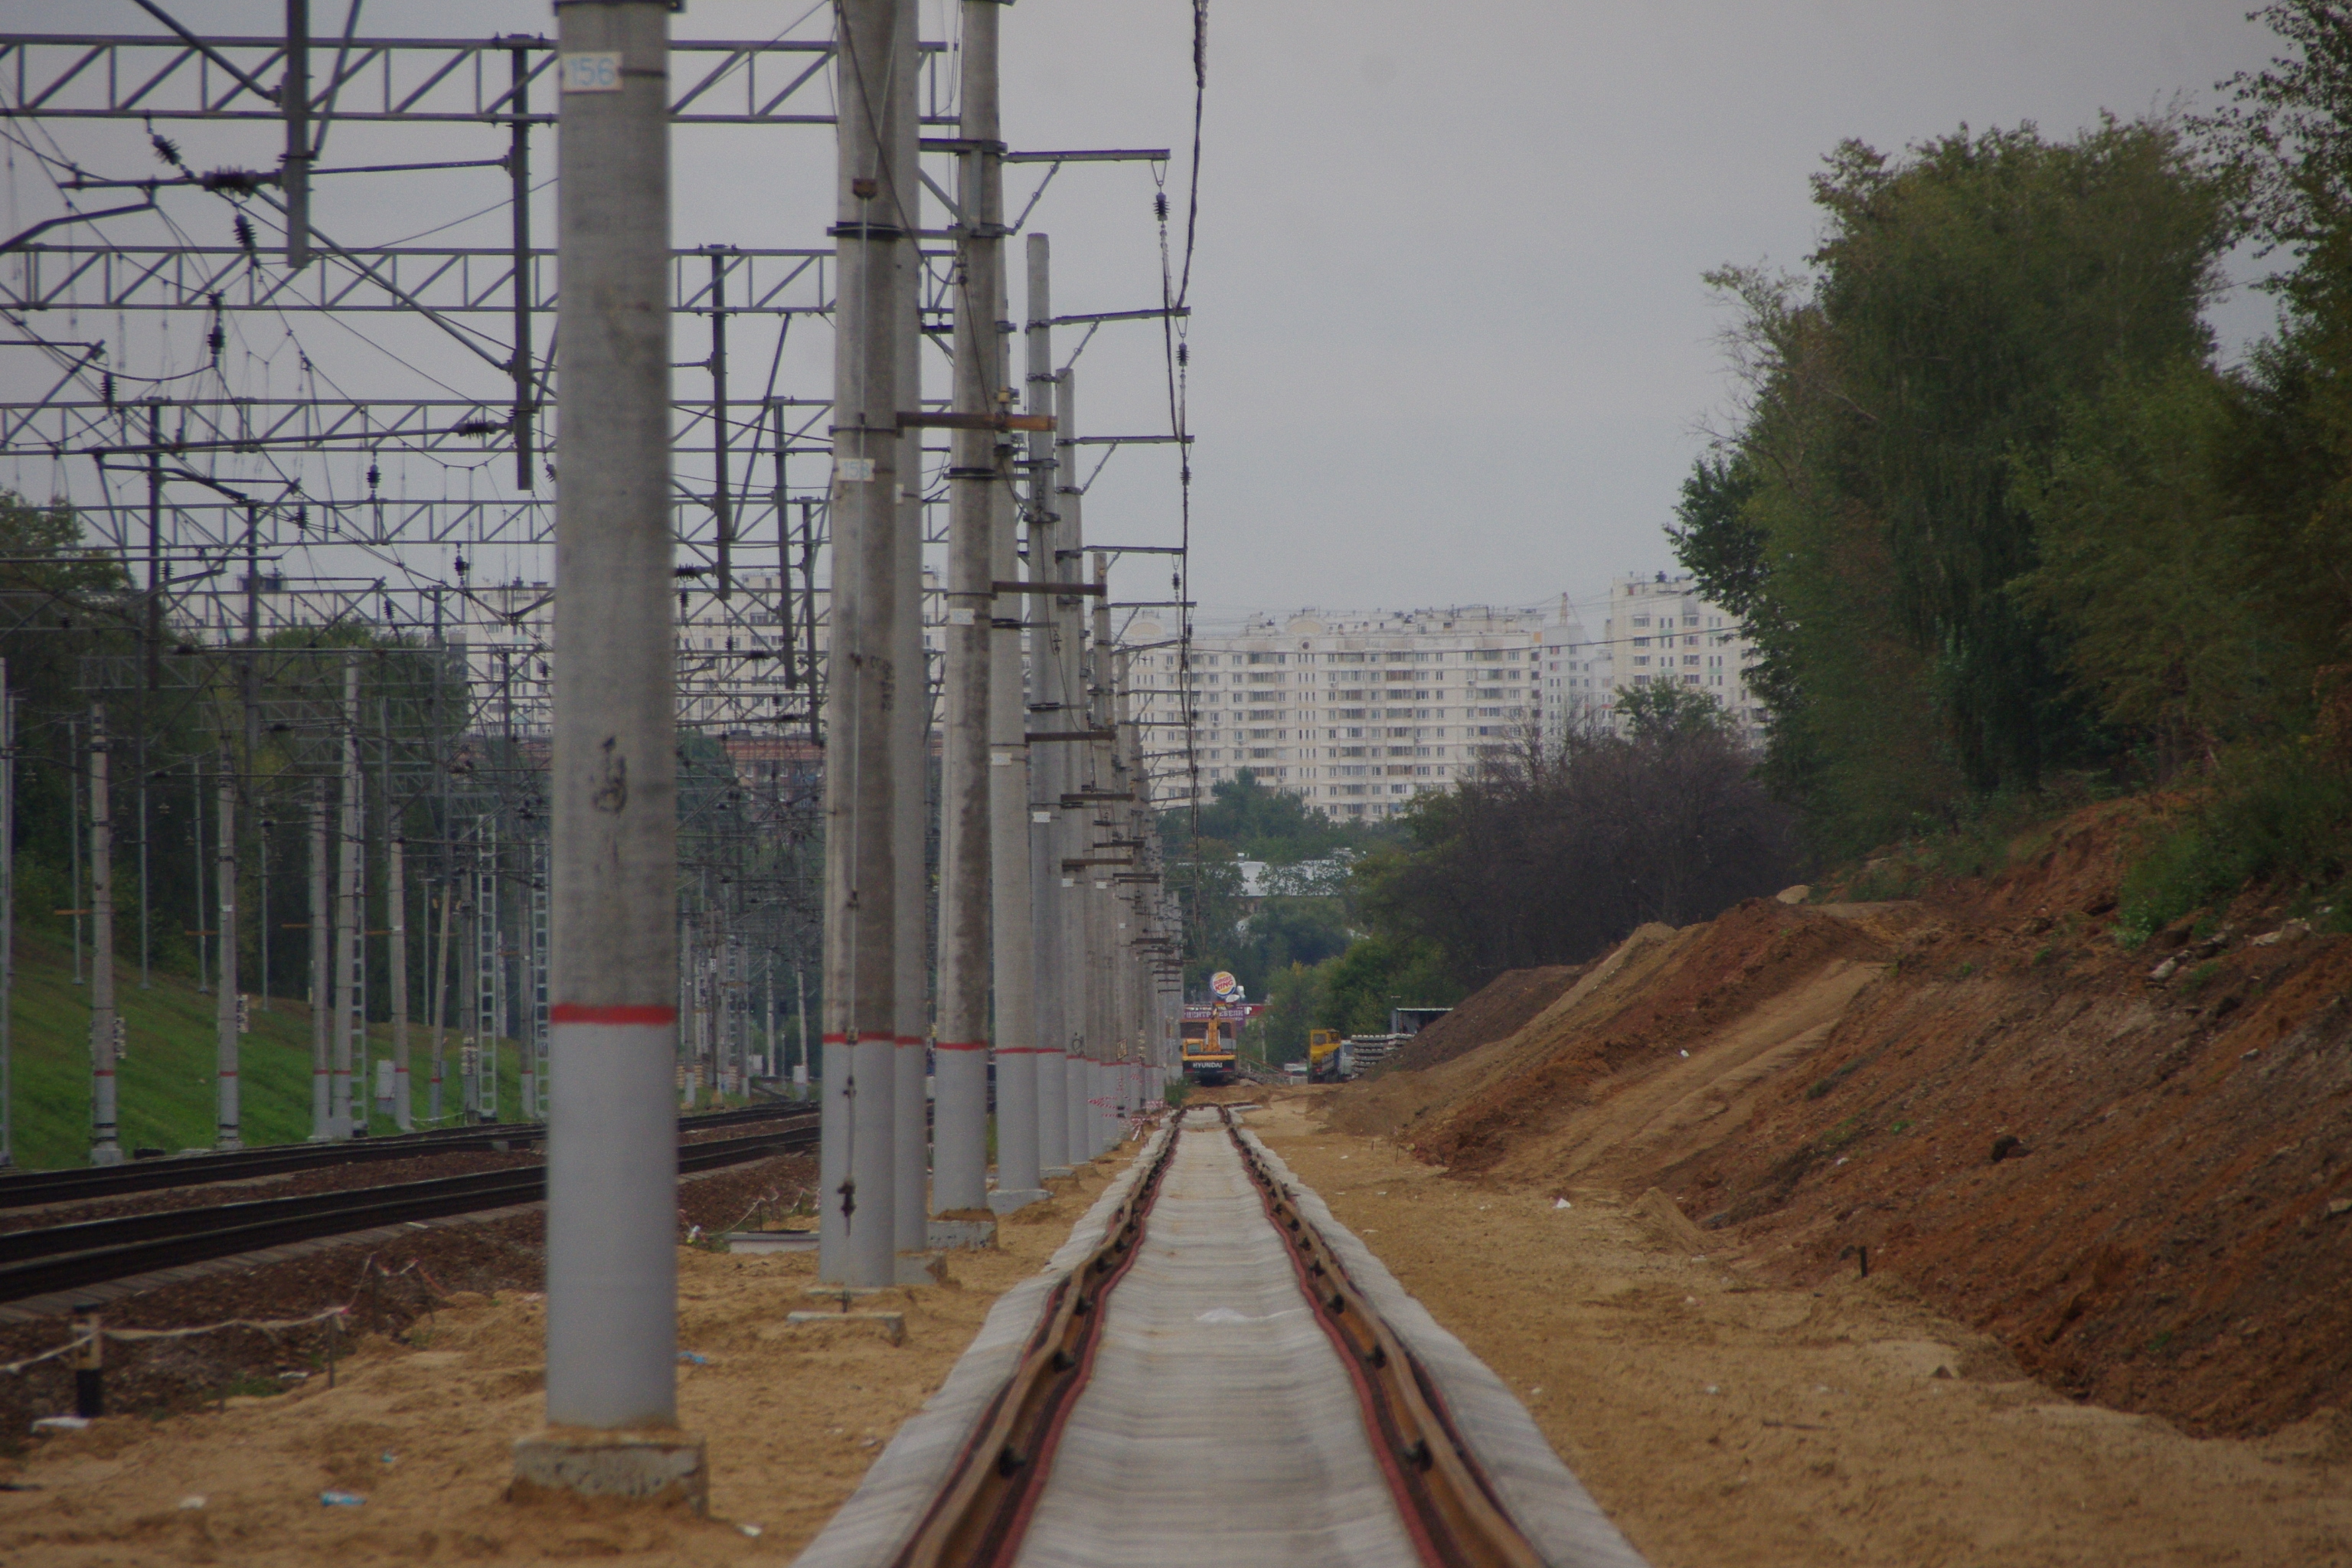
[1331,800,2352,1439]
[1380,965,1584,1074]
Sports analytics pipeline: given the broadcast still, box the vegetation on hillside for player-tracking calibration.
[1666,2,2352,923]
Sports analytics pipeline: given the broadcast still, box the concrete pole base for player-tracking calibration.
[985,1187,1049,1216]
[896,1251,947,1286]
[1040,1166,1073,1181]
[804,1283,890,1303]
[510,1428,707,1514]
[88,1143,122,1168]
[926,1217,996,1250]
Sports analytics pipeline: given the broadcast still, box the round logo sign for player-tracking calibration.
[1210,970,1238,999]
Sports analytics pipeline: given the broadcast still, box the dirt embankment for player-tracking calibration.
[1381,965,1583,1074]
[1331,802,2352,1438]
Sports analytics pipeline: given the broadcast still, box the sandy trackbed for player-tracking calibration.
[0,1157,1138,1567]
[1250,1096,2352,1568]
[4,1106,2347,1567]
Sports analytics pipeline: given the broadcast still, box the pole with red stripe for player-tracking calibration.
[541,0,682,1436]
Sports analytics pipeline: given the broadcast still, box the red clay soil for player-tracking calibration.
[1413,901,1895,1178]
[1333,801,2352,1439]
[1383,965,1583,1073]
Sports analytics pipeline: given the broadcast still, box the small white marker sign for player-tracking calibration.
[559,54,622,93]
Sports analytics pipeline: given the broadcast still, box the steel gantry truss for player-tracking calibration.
[0,3,1194,1160]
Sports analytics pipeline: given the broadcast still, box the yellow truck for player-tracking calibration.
[1308,1028,1346,1083]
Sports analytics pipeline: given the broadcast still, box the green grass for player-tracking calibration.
[3,933,526,1171]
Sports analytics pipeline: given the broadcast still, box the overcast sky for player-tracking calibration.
[0,2,2294,632]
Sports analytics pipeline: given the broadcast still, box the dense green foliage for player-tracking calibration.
[1675,119,2233,852]
[1357,718,1798,986]
[1673,9,2352,931]
[1160,770,1387,1000]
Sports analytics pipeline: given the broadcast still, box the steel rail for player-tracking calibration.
[888,1120,1182,1568]
[1219,1108,1545,1568]
[0,1101,812,1210]
[0,1124,814,1305]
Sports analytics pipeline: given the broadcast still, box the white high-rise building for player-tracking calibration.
[1127,601,1583,819]
[1542,572,1765,741]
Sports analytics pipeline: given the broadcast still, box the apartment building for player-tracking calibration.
[1538,572,1765,741]
[1128,604,1579,820]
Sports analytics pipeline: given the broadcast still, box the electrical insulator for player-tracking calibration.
[234,214,256,253]
[1155,191,1169,222]
[367,461,381,492]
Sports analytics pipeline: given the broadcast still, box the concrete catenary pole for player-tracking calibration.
[390,834,410,1129]
[985,131,1041,1209]
[430,876,452,1122]
[1057,370,1091,1164]
[522,0,693,1488]
[888,0,928,1262]
[929,0,1006,1217]
[0,680,13,1168]
[1088,552,1116,1155]
[818,0,919,1290]
[87,710,120,1167]
[308,780,329,1138]
[1024,234,1068,1177]
[215,758,240,1148]
[331,660,361,1137]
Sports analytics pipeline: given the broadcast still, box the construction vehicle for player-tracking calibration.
[1307,1029,1346,1083]
[1180,1012,1240,1086]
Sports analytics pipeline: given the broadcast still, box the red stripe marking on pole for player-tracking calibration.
[549,1003,678,1025]
[995,1045,1055,1054]
[933,1040,989,1052]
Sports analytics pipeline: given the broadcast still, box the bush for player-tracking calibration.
[2115,746,2352,942]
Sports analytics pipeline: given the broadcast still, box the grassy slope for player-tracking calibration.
[5,933,524,1171]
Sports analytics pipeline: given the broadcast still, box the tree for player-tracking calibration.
[1680,119,2233,848]
[1355,719,1799,986]
[1614,681,1731,742]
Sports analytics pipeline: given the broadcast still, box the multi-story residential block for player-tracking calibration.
[1538,571,1765,741]
[1128,603,1583,820]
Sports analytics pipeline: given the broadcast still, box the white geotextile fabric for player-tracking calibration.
[1011,1111,1421,1566]
[789,1119,1178,1568]
[1236,1125,1653,1568]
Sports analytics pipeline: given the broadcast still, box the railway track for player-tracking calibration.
[0,1100,812,1211]
[0,1120,815,1306]
[802,1106,1646,1568]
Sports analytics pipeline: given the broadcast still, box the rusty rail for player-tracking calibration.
[1220,1106,1547,1568]
[890,1122,1184,1568]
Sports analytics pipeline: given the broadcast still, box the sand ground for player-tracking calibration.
[0,1156,1133,1567]
[6,1106,2349,1566]
[1250,1096,2352,1568]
